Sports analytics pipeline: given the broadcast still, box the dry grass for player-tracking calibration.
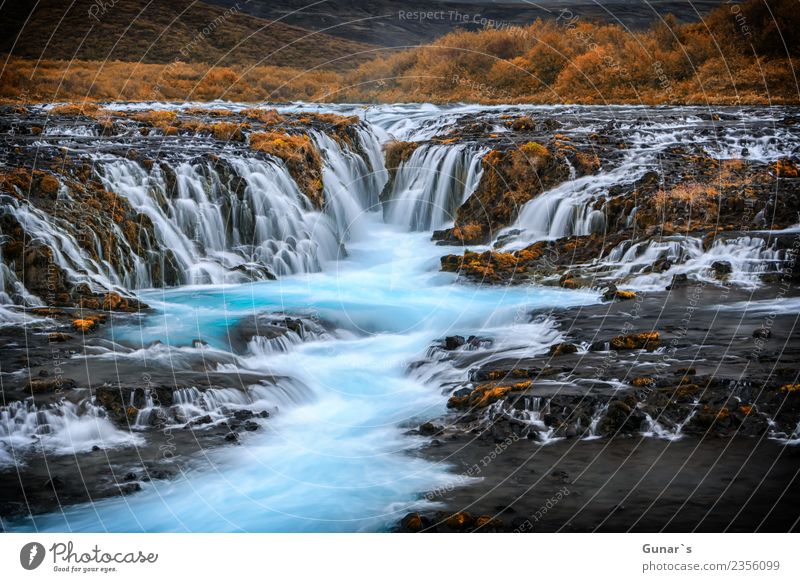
[0,0,795,105]
[249,131,315,161]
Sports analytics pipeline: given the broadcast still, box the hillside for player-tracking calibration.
[205,0,727,47]
[0,0,376,72]
[0,0,796,104]
[343,0,799,104]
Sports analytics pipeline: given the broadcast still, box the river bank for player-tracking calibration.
[400,283,800,531]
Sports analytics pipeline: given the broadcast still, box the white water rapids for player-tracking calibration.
[2,103,798,531]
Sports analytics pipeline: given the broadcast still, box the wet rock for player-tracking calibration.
[549,342,578,356]
[48,332,72,342]
[26,377,77,394]
[186,414,213,428]
[399,512,425,532]
[117,483,142,495]
[599,400,645,435]
[711,261,732,278]
[666,273,688,290]
[419,422,441,436]
[445,511,475,530]
[609,332,660,351]
[752,328,771,339]
[646,257,672,274]
[444,335,466,350]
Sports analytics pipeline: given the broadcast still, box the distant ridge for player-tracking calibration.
[0,0,377,72]
[204,0,727,47]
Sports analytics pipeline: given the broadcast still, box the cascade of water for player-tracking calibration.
[607,235,785,289]
[499,159,649,249]
[0,124,385,305]
[0,399,144,467]
[383,144,486,231]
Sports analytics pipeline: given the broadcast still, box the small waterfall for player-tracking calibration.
[0,233,41,307]
[383,144,486,231]
[0,398,143,466]
[1,194,140,294]
[608,235,785,289]
[585,402,609,440]
[641,402,698,441]
[488,395,556,443]
[168,378,314,425]
[310,130,386,238]
[499,159,649,249]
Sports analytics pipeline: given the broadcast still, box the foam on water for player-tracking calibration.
[9,220,595,532]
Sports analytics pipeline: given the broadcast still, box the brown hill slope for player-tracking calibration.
[343,0,799,104]
[0,0,376,72]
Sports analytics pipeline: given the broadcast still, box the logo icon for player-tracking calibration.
[20,542,46,570]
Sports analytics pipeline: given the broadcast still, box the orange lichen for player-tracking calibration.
[771,158,798,177]
[632,377,655,387]
[72,319,96,332]
[249,131,314,161]
[615,290,637,300]
[519,141,550,157]
[610,331,660,351]
[208,121,247,141]
[240,108,286,124]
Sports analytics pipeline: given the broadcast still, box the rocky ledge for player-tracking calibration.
[401,282,800,532]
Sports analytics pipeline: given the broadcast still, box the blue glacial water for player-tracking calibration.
[10,215,596,532]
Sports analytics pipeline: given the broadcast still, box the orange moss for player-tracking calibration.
[615,290,637,300]
[72,319,96,332]
[249,131,324,207]
[771,158,799,177]
[241,108,285,125]
[250,131,313,161]
[39,174,60,196]
[780,383,800,393]
[610,331,660,351]
[208,121,247,142]
[520,141,550,157]
[49,103,105,117]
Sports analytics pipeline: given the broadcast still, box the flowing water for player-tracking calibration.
[2,103,798,531]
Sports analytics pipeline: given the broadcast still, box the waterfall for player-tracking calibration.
[0,398,144,467]
[383,144,486,231]
[499,159,649,249]
[0,124,385,304]
[310,129,387,236]
[606,235,785,289]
